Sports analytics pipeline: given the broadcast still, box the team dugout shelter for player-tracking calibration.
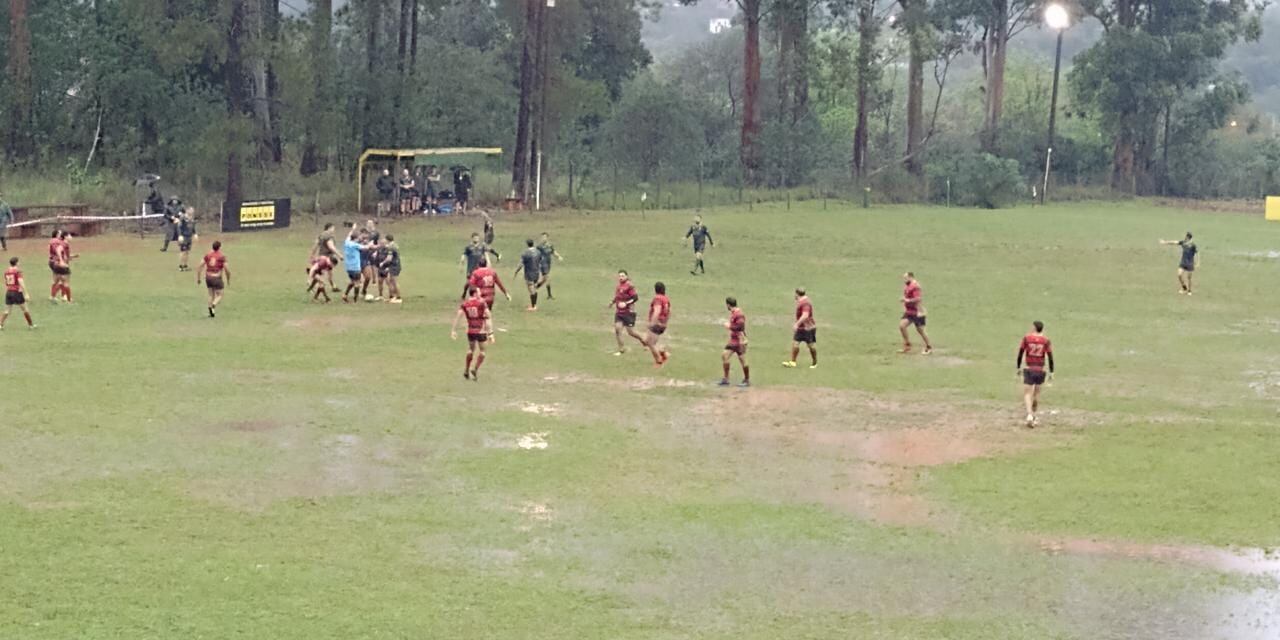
[356,147,503,213]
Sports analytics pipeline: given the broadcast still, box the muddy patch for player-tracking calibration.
[185,428,409,510]
[692,387,1060,527]
[1244,370,1280,397]
[543,372,701,392]
[221,419,283,433]
[1040,537,1280,578]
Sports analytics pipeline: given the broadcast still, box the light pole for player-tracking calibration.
[1041,3,1070,205]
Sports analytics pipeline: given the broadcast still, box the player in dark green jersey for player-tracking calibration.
[460,233,488,300]
[1160,232,1199,295]
[684,215,714,275]
[536,232,563,300]
[514,238,542,311]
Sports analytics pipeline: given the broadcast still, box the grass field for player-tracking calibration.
[2,200,1279,639]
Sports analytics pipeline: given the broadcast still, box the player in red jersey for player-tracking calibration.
[642,282,671,367]
[1016,320,1055,428]
[719,297,750,387]
[47,230,73,303]
[898,272,932,354]
[467,257,511,310]
[307,255,334,302]
[783,288,818,369]
[451,287,493,381]
[196,240,231,317]
[608,270,645,355]
[1,257,36,330]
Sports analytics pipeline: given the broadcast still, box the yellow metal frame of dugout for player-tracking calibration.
[356,147,503,212]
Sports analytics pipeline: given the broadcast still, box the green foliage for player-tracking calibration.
[934,152,1026,208]
[597,74,705,182]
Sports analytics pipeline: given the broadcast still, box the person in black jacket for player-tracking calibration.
[161,197,183,252]
[375,169,395,216]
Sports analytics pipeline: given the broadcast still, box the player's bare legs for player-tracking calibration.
[720,348,750,386]
[788,341,816,367]
[0,302,35,329]
[915,324,933,354]
[467,338,486,380]
[899,318,913,352]
[1179,268,1193,295]
[387,275,400,302]
[614,321,629,353]
[312,277,330,302]
[1023,384,1037,426]
[646,332,668,367]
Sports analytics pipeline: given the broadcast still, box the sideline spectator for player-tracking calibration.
[161,197,183,252]
[398,169,417,215]
[375,168,395,216]
[0,191,12,251]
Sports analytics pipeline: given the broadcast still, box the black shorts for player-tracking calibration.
[5,291,25,306]
[467,332,488,343]
[539,266,551,277]
[205,275,224,290]
[724,343,747,356]
[649,325,666,336]
[389,266,401,277]
[1023,369,1047,386]
[615,312,636,328]
[49,262,71,276]
[524,276,540,287]
[903,314,926,327]
[692,244,706,254]
[793,328,817,344]
[179,241,193,252]
[347,270,361,282]
[1180,263,1195,273]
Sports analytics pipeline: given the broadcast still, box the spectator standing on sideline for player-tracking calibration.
[425,165,442,213]
[0,191,12,251]
[453,166,473,215]
[375,168,395,216]
[161,197,183,252]
[398,169,417,215]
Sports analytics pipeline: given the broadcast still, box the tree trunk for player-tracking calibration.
[775,0,809,126]
[901,0,926,177]
[980,0,1008,154]
[266,0,283,163]
[410,0,419,73]
[301,0,333,175]
[5,0,35,163]
[398,0,410,75]
[362,0,382,149]
[227,0,249,205]
[530,0,547,200]
[740,0,763,183]
[511,0,540,201]
[852,0,875,179]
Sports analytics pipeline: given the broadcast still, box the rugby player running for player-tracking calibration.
[609,270,645,355]
[898,272,932,355]
[515,238,542,311]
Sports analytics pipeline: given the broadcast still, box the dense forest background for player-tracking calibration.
[1,0,1277,211]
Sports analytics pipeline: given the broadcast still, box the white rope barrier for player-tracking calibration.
[8,213,164,228]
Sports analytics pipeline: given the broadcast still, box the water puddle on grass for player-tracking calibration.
[1039,538,1280,578]
[517,402,562,416]
[517,432,550,450]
